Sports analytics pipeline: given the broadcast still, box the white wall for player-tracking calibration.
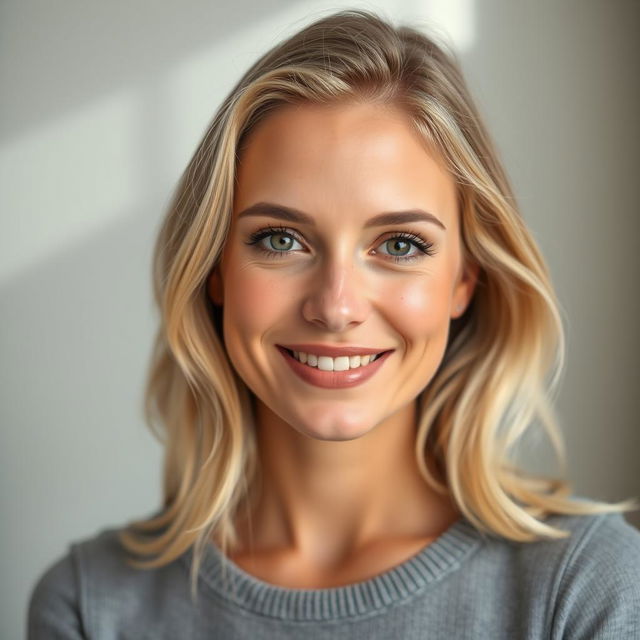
[2,1,638,637]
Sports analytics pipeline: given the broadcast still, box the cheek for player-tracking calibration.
[387,277,452,340]
[222,265,296,341]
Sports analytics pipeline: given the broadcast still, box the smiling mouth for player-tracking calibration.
[281,347,391,371]
[275,345,394,389]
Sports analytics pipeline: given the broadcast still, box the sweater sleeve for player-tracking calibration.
[27,549,87,640]
[550,512,640,639]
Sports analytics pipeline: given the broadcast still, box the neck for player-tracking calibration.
[231,398,458,566]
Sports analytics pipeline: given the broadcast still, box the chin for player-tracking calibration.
[291,415,377,442]
[301,429,370,443]
[253,396,382,442]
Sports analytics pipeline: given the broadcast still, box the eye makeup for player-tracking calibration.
[244,225,437,264]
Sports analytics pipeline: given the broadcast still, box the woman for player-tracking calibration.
[29,9,640,639]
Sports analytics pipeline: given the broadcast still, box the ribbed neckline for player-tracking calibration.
[183,516,484,621]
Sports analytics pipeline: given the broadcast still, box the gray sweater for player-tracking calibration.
[28,511,640,639]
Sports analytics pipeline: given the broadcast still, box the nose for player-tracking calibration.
[301,254,371,332]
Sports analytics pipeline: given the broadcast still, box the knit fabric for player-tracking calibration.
[28,511,640,639]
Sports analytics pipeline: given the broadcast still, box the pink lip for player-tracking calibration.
[278,343,392,357]
[276,345,393,389]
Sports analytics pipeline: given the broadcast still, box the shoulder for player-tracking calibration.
[551,511,640,638]
[28,544,85,639]
[514,509,640,571]
[531,510,640,592]
[28,526,123,639]
[28,522,190,639]
[514,510,640,639]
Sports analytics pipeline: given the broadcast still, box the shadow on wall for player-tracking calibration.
[1,0,297,144]
[1,2,303,639]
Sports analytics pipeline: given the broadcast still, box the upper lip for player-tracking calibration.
[278,343,393,357]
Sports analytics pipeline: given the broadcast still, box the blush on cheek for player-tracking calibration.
[222,267,297,351]
[230,274,272,322]
[219,274,271,391]
[393,280,451,330]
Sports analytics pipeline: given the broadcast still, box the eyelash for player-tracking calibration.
[245,225,436,264]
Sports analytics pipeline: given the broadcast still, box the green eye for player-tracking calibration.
[385,238,412,256]
[374,232,437,264]
[246,226,305,258]
[268,233,296,251]
[246,226,436,264]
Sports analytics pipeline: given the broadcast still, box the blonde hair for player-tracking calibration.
[118,8,637,596]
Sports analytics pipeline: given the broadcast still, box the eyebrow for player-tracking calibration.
[236,202,446,231]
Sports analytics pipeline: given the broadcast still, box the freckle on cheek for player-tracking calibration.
[400,286,430,312]
[396,284,448,330]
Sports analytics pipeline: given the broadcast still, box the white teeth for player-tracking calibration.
[317,356,333,371]
[318,355,350,371]
[289,350,383,370]
[333,356,350,371]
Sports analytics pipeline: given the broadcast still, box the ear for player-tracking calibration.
[207,266,224,306]
[451,259,480,319]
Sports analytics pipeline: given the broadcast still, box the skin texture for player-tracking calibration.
[208,101,479,588]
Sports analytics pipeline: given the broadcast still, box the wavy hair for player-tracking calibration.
[118,8,637,597]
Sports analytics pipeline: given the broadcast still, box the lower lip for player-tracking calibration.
[276,346,393,389]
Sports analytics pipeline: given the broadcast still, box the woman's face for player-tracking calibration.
[208,101,477,441]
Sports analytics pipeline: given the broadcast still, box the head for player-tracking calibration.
[207,99,479,443]
[123,9,577,595]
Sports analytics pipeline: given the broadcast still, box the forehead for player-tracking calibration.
[233,101,458,226]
